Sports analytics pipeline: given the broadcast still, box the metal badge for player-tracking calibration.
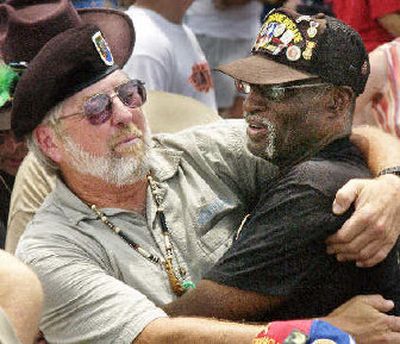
[307,26,318,38]
[302,41,317,60]
[286,45,301,61]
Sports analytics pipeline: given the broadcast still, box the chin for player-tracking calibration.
[247,140,275,161]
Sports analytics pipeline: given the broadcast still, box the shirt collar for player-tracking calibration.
[50,142,184,225]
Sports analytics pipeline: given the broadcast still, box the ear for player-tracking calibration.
[34,125,63,163]
[325,87,353,118]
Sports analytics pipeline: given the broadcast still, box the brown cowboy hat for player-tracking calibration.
[0,0,135,66]
[0,0,135,130]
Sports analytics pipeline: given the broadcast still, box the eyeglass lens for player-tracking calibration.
[83,80,147,125]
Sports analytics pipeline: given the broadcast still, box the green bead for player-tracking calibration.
[182,281,196,290]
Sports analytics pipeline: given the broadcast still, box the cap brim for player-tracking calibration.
[217,55,317,85]
[79,8,135,67]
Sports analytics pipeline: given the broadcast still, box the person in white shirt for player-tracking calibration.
[186,0,264,117]
[123,0,217,110]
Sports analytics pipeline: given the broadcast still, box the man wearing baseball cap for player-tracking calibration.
[164,6,400,339]
[9,4,400,344]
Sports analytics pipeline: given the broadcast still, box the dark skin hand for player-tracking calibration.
[164,286,400,344]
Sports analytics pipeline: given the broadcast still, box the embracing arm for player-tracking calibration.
[161,282,400,344]
[163,279,283,321]
[350,125,400,175]
[326,126,400,267]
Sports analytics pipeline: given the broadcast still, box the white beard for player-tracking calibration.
[62,130,152,187]
[263,119,276,159]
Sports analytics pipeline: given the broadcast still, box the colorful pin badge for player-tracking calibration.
[286,45,301,61]
[296,15,312,23]
[274,23,286,37]
[302,41,316,60]
[92,31,114,66]
[307,21,319,39]
[281,30,295,45]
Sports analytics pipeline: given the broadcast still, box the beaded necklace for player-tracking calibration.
[89,174,195,297]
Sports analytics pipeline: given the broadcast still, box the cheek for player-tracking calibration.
[63,122,110,155]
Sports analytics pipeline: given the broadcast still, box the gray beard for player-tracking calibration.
[62,133,152,187]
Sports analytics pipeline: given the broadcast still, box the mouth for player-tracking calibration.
[245,113,270,138]
[1,157,24,171]
[112,133,144,152]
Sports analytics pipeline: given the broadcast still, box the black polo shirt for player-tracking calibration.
[205,138,400,319]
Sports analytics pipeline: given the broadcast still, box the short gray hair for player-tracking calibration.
[26,102,64,173]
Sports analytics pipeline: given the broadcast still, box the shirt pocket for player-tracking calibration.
[195,196,244,261]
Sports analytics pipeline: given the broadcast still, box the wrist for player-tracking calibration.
[378,166,400,178]
[252,319,355,344]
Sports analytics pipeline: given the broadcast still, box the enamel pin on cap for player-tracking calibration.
[92,31,114,66]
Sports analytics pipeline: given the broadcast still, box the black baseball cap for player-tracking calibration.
[218,7,370,96]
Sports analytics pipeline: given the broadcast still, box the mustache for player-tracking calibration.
[109,124,153,150]
[244,111,274,128]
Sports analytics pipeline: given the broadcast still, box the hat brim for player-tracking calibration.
[79,8,134,67]
[217,55,318,85]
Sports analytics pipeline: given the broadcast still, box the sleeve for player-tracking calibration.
[123,54,171,92]
[155,120,278,208]
[16,229,167,344]
[370,0,400,20]
[204,174,350,296]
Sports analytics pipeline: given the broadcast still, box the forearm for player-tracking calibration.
[163,280,282,322]
[0,251,43,344]
[350,125,400,175]
[135,317,263,344]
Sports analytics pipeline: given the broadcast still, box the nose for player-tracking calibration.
[1,133,22,154]
[110,94,141,127]
[243,90,268,114]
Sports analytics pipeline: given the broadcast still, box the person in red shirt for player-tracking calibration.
[330,0,400,52]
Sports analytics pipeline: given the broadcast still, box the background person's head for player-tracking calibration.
[218,8,370,167]
[0,110,27,176]
[0,62,26,176]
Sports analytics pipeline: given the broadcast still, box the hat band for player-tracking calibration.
[64,64,119,101]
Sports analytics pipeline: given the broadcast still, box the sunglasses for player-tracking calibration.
[235,80,332,102]
[59,79,147,125]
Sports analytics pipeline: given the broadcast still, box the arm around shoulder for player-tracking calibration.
[350,125,400,175]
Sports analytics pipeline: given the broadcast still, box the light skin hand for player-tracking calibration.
[324,295,400,344]
[378,13,400,38]
[326,174,400,267]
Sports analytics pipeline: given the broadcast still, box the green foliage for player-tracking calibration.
[0,64,20,109]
